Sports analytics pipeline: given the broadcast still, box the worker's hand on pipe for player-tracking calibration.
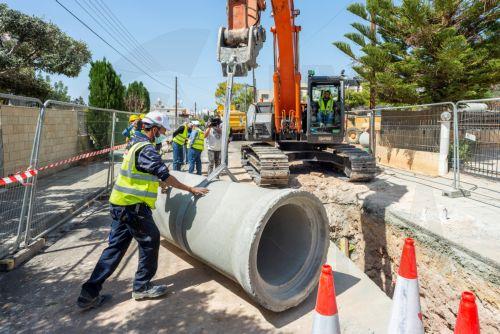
[190,187,209,196]
[160,176,209,196]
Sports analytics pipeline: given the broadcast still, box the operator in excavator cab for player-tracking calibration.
[317,90,334,127]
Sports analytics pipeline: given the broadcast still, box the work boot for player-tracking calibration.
[132,284,168,300]
[77,290,105,310]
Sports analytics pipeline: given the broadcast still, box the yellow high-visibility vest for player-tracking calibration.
[173,126,188,146]
[189,130,205,151]
[319,98,334,114]
[109,141,159,209]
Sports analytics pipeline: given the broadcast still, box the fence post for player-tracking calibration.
[109,111,117,190]
[438,111,451,176]
[22,103,47,245]
[443,103,470,198]
[369,110,376,157]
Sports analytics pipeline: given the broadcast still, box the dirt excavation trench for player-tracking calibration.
[288,164,499,334]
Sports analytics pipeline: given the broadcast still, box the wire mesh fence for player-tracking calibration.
[21,101,135,245]
[0,93,43,258]
[456,98,500,180]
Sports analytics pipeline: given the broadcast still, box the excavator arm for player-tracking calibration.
[218,0,302,133]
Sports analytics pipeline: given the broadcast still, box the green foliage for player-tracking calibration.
[335,0,499,105]
[47,77,71,102]
[0,3,91,100]
[87,59,125,149]
[215,82,255,112]
[124,81,150,113]
[450,139,473,164]
[345,83,370,109]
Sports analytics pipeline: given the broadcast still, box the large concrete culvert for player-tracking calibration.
[153,172,329,312]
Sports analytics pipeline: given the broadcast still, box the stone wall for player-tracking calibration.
[0,105,82,176]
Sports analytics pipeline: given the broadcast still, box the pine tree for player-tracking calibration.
[333,0,393,108]
[336,0,499,105]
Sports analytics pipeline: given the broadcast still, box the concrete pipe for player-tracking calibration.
[153,172,329,312]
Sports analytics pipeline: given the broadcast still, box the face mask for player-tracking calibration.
[155,134,168,145]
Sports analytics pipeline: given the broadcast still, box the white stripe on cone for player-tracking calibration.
[312,313,341,334]
[388,275,424,334]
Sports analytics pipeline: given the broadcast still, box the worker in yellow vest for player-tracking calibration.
[317,90,334,126]
[188,121,205,175]
[171,122,193,171]
[77,111,208,310]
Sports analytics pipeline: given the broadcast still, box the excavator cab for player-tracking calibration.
[305,74,360,145]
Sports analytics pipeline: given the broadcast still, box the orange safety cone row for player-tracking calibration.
[454,291,480,334]
[312,264,341,334]
[388,238,424,334]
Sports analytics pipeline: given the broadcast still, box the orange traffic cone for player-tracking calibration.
[312,264,340,334]
[388,238,424,333]
[454,291,480,334]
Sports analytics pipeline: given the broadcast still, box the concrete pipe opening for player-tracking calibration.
[248,193,329,312]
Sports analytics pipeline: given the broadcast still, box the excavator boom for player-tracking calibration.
[219,0,302,133]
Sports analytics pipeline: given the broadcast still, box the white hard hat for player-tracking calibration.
[191,120,200,126]
[143,111,171,131]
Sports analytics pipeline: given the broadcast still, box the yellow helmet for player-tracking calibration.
[129,115,140,122]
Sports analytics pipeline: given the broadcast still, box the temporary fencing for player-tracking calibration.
[456,98,500,180]
[0,95,136,255]
[0,93,43,259]
[347,98,499,196]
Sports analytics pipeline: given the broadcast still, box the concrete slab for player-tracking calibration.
[365,168,500,267]
[0,206,391,333]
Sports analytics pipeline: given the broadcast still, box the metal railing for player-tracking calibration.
[347,99,498,196]
[0,93,43,258]
[0,96,135,255]
[455,98,499,180]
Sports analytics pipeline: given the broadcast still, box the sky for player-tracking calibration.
[4,0,361,111]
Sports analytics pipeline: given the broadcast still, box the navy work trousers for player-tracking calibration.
[81,203,160,297]
[172,142,184,171]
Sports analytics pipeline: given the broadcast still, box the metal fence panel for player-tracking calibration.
[456,98,500,180]
[0,94,43,258]
[23,101,133,244]
[374,104,454,153]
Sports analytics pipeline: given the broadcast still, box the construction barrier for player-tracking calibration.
[0,93,43,259]
[312,264,341,334]
[388,238,424,334]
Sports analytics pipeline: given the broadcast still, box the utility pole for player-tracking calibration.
[174,76,178,118]
[194,102,197,118]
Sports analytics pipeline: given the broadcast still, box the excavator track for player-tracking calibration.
[241,143,290,187]
[334,145,377,181]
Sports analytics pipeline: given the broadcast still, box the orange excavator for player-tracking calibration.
[217,0,376,186]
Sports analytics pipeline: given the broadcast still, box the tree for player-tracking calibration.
[215,82,255,111]
[87,59,125,149]
[0,4,91,100]
[335,0,499,105]
[334,0,394,108]
[378,0,499,102]
[345,83,371,109]
[124,81,150,113]
[71,96,86,105]
[46,78,70,102]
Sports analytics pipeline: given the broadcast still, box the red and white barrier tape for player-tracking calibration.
[0,144,126,187]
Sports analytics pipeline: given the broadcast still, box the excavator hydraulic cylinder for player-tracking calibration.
[153,171,329,312]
